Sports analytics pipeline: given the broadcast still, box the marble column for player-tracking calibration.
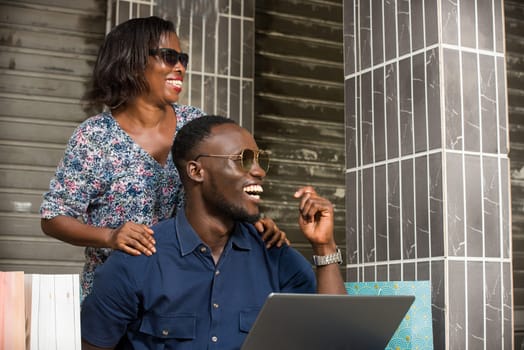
[343,0,512,348]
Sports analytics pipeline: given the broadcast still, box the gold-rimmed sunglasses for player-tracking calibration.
[194,149,270,173]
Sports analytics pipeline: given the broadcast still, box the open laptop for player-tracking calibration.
[241,293,415,350]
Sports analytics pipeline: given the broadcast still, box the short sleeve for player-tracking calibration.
[174,103,205,131]
[81,252,143,347]
[40,121,107,219]
[278,247,317,293]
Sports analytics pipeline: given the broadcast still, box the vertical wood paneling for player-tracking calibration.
[254,0,346,262]
[29,274,81,349]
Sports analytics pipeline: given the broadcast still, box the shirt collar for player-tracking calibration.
[230,222,251,251]
[175,209,252,256]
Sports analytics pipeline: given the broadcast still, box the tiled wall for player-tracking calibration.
[114,0,255,130]
[343,1,512,349]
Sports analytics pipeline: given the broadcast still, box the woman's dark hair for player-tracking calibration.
[172,115,236,178]
[83,16,176,111]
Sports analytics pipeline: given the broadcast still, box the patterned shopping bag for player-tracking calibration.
[345,281,434,350]
[0,271,26,350]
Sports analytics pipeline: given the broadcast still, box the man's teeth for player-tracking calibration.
[167,80,183,88]
[244,185,263,197]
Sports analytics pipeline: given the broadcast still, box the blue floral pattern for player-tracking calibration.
[40,103,204,299]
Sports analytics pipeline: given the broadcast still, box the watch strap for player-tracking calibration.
[312,247,342,266]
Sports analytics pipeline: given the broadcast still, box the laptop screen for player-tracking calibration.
[241,293,415,350]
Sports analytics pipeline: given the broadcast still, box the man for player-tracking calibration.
[81,115,346,349]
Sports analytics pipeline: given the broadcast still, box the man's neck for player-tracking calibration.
[185,206,235,264]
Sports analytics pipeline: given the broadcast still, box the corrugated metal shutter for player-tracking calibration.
[254,0,345,262]
[505,0,524,341]
[0,0,106,273]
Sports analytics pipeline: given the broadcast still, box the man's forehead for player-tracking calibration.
[203,123,254,148]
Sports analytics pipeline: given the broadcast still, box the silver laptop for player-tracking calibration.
[241,293,415,350]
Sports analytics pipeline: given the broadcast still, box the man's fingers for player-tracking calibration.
[295,187,319,217]
[294,186,316,199]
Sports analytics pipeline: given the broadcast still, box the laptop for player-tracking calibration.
[241,293,415,350]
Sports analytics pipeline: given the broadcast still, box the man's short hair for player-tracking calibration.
[172,115,236,176]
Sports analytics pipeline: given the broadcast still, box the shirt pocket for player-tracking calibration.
[139,314,196,349]
[239,308,261,333]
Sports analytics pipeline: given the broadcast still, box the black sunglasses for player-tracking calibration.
[149,48,189,68]
[194,149,270,173]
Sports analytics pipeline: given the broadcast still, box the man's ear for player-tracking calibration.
[187,160,204,183]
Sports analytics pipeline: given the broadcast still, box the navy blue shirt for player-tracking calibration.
[81,209,316,349]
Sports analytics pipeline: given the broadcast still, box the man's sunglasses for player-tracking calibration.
[149,48,189,68]
[194,149,270,173]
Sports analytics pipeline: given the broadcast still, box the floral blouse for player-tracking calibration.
[40,103,204,299]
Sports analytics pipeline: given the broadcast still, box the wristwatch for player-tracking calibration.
[312,248,343,266]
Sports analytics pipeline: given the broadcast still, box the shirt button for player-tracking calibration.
[211,336,218,342]
[213,303,219,309]
[215,270,220,275]
[200,246,207,253]
[162,329,169,336]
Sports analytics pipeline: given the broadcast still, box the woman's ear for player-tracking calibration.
[187,160,204,183]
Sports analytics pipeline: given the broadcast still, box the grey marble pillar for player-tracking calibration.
[343,0,512,349]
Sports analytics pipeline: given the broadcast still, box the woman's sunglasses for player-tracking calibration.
[149,48,189,69]
[194,149,270,173]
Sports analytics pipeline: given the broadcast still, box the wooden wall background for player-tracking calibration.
[253,0,346,268]
[505,0,524,343]
[0,0,106,272]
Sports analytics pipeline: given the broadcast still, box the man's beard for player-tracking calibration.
[208,178,260,223]
[216,200,260,223]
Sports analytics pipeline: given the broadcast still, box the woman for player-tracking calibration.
[40,16,287,299]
